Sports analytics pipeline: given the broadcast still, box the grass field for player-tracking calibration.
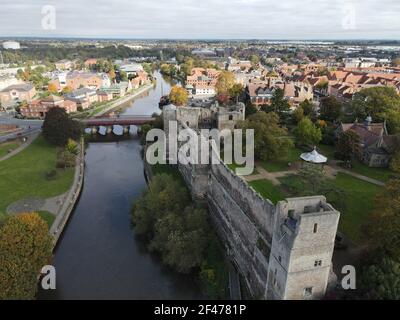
[249,179,286,204]
[259,143,336,173]
[226,162,258,175]
[37,211,56,228]
[316,143,336,159]
[277,172,381,244]
[0,141,20,158]
[349,161,393,182]
[0,135,74,213]
[260,146,304,172]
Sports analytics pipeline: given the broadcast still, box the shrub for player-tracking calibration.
[56,149,76,168]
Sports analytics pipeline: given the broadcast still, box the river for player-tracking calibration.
[38,72,203,299]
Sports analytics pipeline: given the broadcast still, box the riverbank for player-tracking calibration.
[72,83,155,119]
[49,137,85,247]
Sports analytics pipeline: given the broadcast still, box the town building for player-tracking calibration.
[97,90,114,102]
[0,74,22,91]
[20,95,77,118]
[55,59,74,71]
[130,70,149,89]
[49,71,111,91]
[336,117,398,167]
[2,41,20,50]
[64,87,99,110]
[0,83,36,106]
[98,81,132,99]
[246,79,313,108]
[118,63,144,77]
[185,68,220,97]
[226,57,252,72]
[246,83,275,106]
[84,58,98,68]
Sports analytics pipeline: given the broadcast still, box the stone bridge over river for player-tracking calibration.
[78,115,155,134]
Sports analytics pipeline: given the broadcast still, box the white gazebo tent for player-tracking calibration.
[300,147,328,167]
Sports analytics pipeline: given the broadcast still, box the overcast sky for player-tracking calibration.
[0,0,399,39]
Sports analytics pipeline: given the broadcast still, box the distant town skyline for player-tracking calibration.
[0,0,399,40]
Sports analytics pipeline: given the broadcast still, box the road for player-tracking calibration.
[0,113,43,143]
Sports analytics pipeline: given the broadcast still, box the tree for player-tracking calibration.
[315,81,329,92]
[0,213,53,300]
[363,178,400,259]
[298,164,325,193]
[42,107,82,146]
[180,57,194,78]
[393,57,400,67]
[66,138,79,155]
[265,88,291,122]
[335,130,362,162]
[228,83,244,103]
[350,87,400,133]
[160,64,177,77]
[215,71,235,96]
[149,205,209,273]
[360,257,400,300]
[294,117,322,146]
[300,99,314,117]
[132,174,190,238]
[47,82,58,94]
[108,69,116,81]
[245,103,258,118]
[119,70,128,82]
[292,106,304,124]
[250,55,260,68]
[319,96,342,122]
[61,86,73,94]
[138,124,153,145]
[238,111,293,161]
[131,174,209,273]
[390,151,400,174]
[169,86,188,106]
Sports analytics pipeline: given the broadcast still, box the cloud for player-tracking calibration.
[0,0,399,39]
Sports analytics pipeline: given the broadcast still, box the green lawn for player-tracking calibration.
[249,179,286,204]
[278,172,381,245]
[0,141,20,158]
[0,135,74,212]
[220,149,258,175]
[226,162,258,175]
[259,144,336,173]
[331,173,381,243]
[37,211,56,228]
[316,143,336,160]
[349,161,393,182]
[260,146,304,172]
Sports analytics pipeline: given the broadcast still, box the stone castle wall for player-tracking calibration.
[163,106,340,300]
[207,161,274,297]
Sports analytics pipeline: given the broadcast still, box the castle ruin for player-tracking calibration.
[161,102,340,300]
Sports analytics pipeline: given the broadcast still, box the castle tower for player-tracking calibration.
[266,196,340,300]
